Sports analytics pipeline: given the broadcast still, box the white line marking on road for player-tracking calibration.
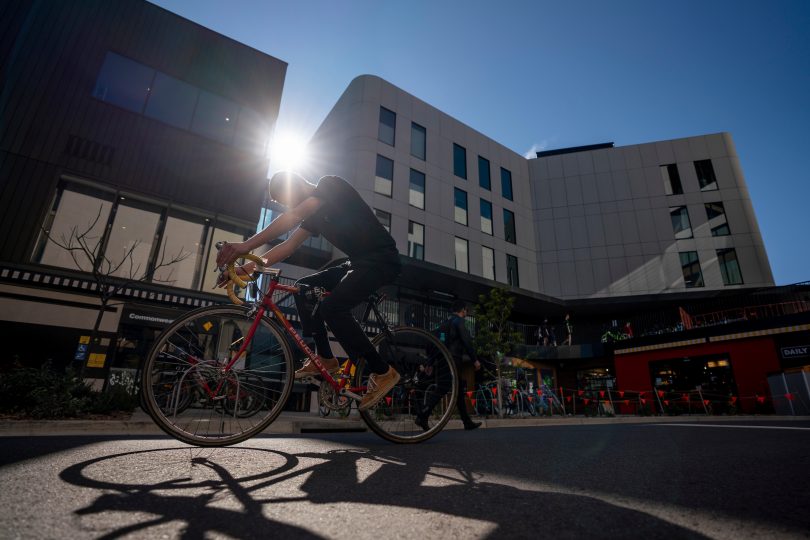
[651,423,810,431]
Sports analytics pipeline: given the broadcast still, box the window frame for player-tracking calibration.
[503,208,516,244]
[454,237,469,273]
[501,167,513,201]
[506,254,519,287]
[408,221,425,260]
[454,188,468,226]
[374,154,394,197]
[679,251,705,288]
[478,155,491,190]
[378,106,396,146]
[453,143,467,179]
[717,248,743,285]
[409,168,426,209]
[410,122,426,160]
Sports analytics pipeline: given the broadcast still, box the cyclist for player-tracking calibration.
[415,300,482,431]
[216,171,401,411]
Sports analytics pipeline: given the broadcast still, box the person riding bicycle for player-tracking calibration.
[415,300,482,431]
[216,171,402,411]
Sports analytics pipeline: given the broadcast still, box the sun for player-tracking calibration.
[270,131,309,171]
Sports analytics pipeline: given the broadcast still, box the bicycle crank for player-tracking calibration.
[318,380,351,412]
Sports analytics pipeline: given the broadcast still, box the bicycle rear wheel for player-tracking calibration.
[140,305,294,446]
[356,327,457,443]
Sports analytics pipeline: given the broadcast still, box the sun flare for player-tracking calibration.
[270,131,309,171]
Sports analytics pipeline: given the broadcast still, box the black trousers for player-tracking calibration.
[294,257,399,374]
[422,357,474,425]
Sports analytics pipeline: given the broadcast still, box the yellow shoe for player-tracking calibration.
[295,357,340,379]
[358,367,400,410]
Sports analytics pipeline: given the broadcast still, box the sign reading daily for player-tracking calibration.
[780,345,809,359]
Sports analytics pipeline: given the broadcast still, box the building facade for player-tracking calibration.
[0,1,286,382]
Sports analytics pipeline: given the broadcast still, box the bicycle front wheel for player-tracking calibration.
[141,305,294,446]
[356,327,457,444]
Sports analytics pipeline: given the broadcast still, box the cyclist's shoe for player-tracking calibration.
[464,421,482,431]
[414,411,430,432]
[294,357,340,379]
[358,366,400,410]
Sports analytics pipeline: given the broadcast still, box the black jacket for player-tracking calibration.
[436,314,478,363]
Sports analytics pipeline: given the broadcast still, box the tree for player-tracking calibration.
[473,287,523,418]
[42,206,189,382]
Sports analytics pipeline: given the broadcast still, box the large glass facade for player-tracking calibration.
[92,52,153,114]
[191,90,239,144]
[153,211,210,289]
[409,169,425,209]
[375,154,394,197]
[454,188,468,225]
[105,197,162,279]
[143,72,197,130]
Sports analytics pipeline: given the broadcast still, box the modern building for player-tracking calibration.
[0,0,286,385]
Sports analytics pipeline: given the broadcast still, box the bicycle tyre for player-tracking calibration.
[140,305,294,447]
[356,327,457,444]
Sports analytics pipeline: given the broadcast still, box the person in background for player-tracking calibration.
[563,313,573,346]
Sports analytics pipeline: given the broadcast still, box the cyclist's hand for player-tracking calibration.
[215,262,256,288]
[215,241,247,267]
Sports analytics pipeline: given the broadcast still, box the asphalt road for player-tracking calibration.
[1,420,808,539]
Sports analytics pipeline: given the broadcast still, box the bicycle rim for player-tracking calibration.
[357,327,457,443]
[141,305,294,446]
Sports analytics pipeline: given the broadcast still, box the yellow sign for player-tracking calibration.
[79,335,91,344]
[86,353,106,368]
[203,321,213,332]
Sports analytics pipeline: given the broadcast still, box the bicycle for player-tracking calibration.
[140,251,457,446]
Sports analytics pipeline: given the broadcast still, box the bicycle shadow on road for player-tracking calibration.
[59,445,709,539]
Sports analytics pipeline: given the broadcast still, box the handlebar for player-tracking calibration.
[215,242,281,305]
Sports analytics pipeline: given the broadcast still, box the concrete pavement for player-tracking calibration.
[0,408,805,436]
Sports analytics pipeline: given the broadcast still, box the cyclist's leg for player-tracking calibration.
[294,262,350,359]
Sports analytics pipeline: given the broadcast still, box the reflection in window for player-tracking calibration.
[454,188,468,225]
[143,72,197,130]
[695,160,718,191]
[375,154,394,197]
[670,206,692,239]
[718,248,743,285]
[375,209,391,233]
[480,199,493,235]
[506,254,519,287]
[661,164,683,195]
[501,167,513,201]
[455,237,468,273]
[411,122,426,160]
[679,251,704,288]
[408,221,424,260]
[153,212,210,289]
[706,202,730,236]
[378,107,396,146]
[35,184,114,272]
[191,90,238,144]
[92,52,154,114]
[105,198,162,279]
[409,169,425,209]
[453,143,467,179]
[478,156,491,190]
[503,209,516,244]
[482,246,495,280]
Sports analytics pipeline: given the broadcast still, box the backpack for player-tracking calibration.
[433,315,459,345]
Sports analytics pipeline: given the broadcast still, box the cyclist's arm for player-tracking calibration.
[216,196,323,266]
[257,227,311,266]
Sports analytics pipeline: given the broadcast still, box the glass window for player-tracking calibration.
[105,197,163,279]
[378,106,396,146]
[375,209,391,233]
[501,167,513,200]
[453,143,467,179]
[153,211,210,289]
[191,90,238,145]
[408,221,424,260]
[35,183,115,272]
[143,72,198,130]
[506,254,519,287]
[718,248,743,285]
[503,209,516,244]
[694,160,718,191]
[705,202,730,236]
[454,188,468,225]
[661,164,683,195]
[411,122,426,160]
[409,169,425,209]
[375,154,394,197]
[482,246,495,280]
[670,206,692,239]
[679,251,704,288]
[92,52,154,114]
[455,237,468,273]
[480,199,493,235]
[478,156,491,190]
[234,106,270,155]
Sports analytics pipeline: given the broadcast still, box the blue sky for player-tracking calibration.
[151,0,810,285]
